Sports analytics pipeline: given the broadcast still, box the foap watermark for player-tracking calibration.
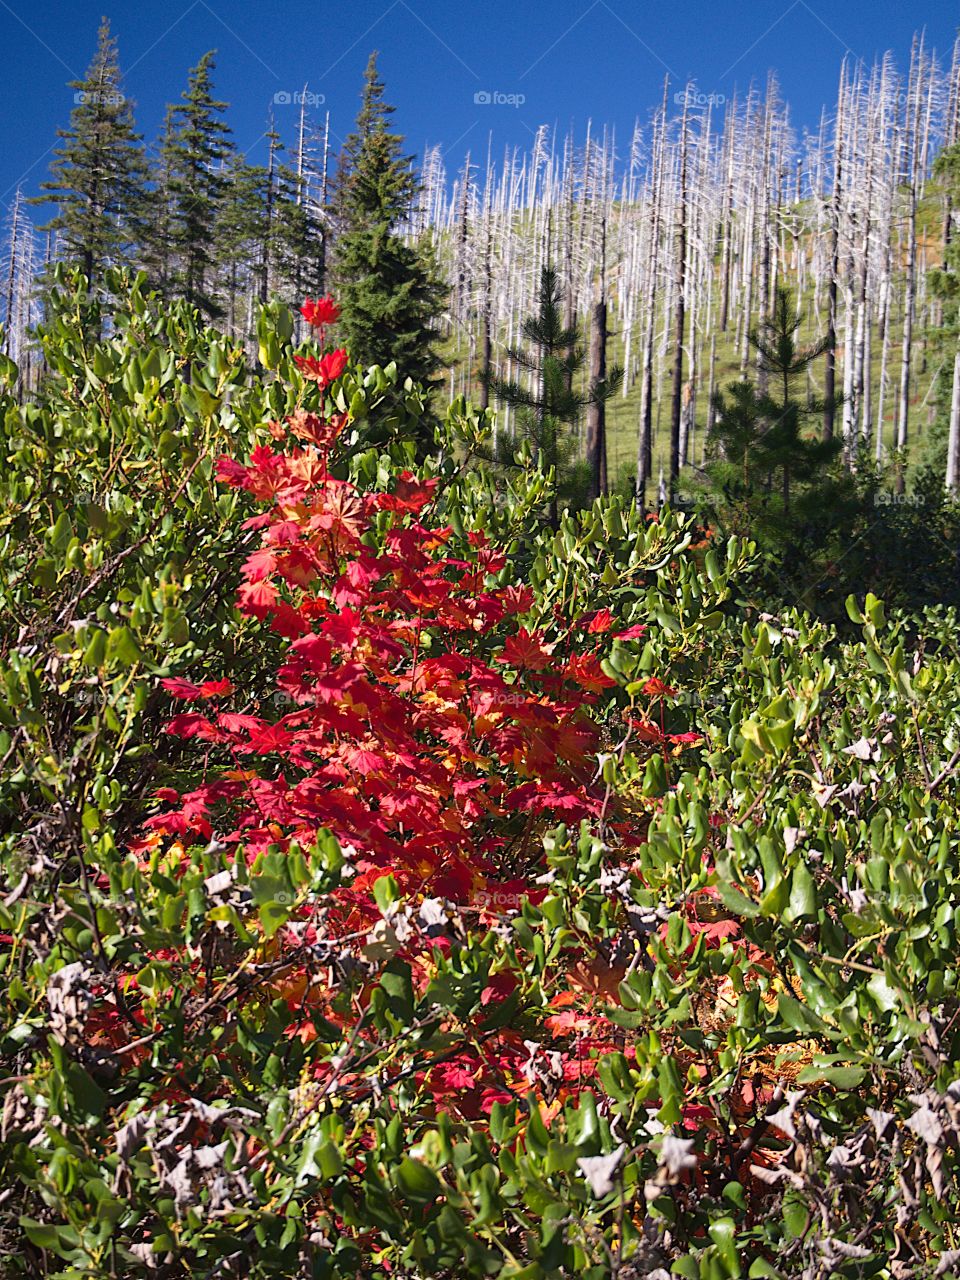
[273,89,325,107]
[472,887,525,911]
[474,90,526,109]
[74,90,125,106]
[674,89,725,110]
[874,491,927,508]
[486,690,530,708]
[671,690,724,710]
[672,489,702,511]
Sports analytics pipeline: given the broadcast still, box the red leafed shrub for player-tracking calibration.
[147,386,623,903]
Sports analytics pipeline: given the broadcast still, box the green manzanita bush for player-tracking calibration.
[1,278,960,1279]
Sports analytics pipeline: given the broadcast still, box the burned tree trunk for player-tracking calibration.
[669,91,690,495]
[586,217,608,501]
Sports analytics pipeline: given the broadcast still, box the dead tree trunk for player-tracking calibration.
[669,92,690,495]
[636,81,668,506]
[586,218,608,501]
[824,62,845,441]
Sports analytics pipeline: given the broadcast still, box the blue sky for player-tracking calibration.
[1,0,957,214]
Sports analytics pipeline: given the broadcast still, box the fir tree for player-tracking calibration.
[333,53,445,411]
[155,51,232,316]
[33,18,147,292]
[270,155,327,316]
[141,107,175,297]
[484,264,622,526]
[214,154,267,337]
[706,286,846,542]
[212,135,326,339]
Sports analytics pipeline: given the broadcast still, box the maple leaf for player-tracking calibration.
[275,546,318,588]
[437,1062,478,1090]
[288,409,348,452]
[165,714,223,741]
[217,713,264,735]
[284,1019,319,1045]
[238,580,278,618]
[687,918,741,946]
[322,609,364,649]
[583,608,615,634]
[500,585,534,615]
[300,296,340,328]
[160,676,233,702]
[480,1089,515,1114]
[161,678,204,700]
[216,456,249,488]
[244,548,278,582]
[270,601,311,638]
[480,972,517,1005]
[199,679,234,698]
[294,348,348,388]
[285,451,329,488]
[342,745,388,776]
[496,628,554,671]
[312,484,365,542]
[378,471,438,514]
[627,717,665,744]
[614,623,648,641]
[564,652,617,692]
[545,1009,593,1035]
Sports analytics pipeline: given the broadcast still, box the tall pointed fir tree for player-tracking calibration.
[33,18,147,294]
[214,153,268,338]
[706,286,846,546]
[141,106,175,297]
[484,264,622,527]
[270,151,327,317]
[332,53,445,411]
[151,51,232,316]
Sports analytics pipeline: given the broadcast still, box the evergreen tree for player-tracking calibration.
[33,18,147,292]
[270,155,327,316]
[252,123,326,313]
[214,153,267,336]
[708,288,842,503]
[154,51,232,316]
[141,107,175,297]
[484,264,622,526]
[333,53,445,409]
[212,136,326,340]
[706,286,848,547]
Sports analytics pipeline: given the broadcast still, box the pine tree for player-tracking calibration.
[484,264,622,526]
[155,51,232,316]
[333,53,445,405]
[706,286,845,540]
[214,154,267,337]
[270,155,327,315]
[141,107,175,297]
[33,18,147,292]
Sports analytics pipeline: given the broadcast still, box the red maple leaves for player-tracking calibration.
[300,295,341,328]
[150,417,628,901]
[293,348,349,388]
